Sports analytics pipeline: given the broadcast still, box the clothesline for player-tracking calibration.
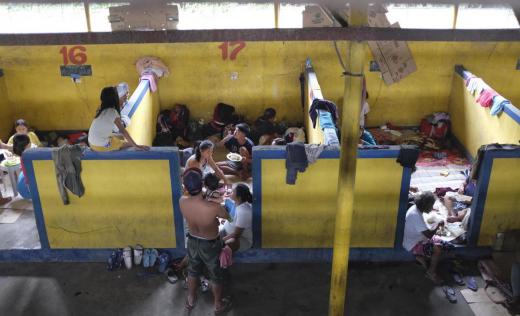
[460,69,512,116]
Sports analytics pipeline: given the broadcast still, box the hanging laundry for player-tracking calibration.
[52,144,86,205]
[309,99,338,129]
[396,145,420,169]
[304,144,325,164]
[476,89,498,108]
[490,95,511,116]
[285,142,308,185]
[140,72,158,92]
[466,78,487,96]
[464,75,476,86]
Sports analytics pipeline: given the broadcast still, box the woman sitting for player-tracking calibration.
[185,140,229,188]
[7,119,41,147]
[220,184,253,252]
[252,108,279,145]
[88,87,149,152]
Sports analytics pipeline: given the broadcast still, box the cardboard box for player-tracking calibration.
[302,5,335,27]
[367,4,390,27]
[109,3,179,31]
[367,22,417,85]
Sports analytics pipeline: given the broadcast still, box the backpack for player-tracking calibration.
[213,103,236,126]
[420,119,450,140]
[156,104,190,138]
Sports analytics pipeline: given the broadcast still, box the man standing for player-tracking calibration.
[180,168,232,314]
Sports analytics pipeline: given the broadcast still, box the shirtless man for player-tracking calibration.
[180,168,232,314]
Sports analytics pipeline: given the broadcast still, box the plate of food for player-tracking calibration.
[226,153,243,162]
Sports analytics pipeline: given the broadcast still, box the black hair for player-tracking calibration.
[204,173,220,191]
[235,123,250,135]
[262,108,276,120]
[235,183,252,204]
[365,91,369,99]
[415,191,435,213]
[194,140,214,162]
[15,119,28,127]
[183,168,203,196]
[77,134,89,146]
[95,87,120,118]
[272,138,286,146]
[12,134,30,156]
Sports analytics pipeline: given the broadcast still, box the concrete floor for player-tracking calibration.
[0,197,40,250]
[0,261,514,316]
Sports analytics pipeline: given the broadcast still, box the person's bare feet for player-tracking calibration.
[0,197,11,206]
[415,256,428,270]
[425,270,441,284]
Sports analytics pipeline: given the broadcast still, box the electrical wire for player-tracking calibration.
[333,40,347,72]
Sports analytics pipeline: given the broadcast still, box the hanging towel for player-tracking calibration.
[305,144,324,164]
[219,245,233,269]
[309,99,338,129]
[323,128,340,146]
[467,78,486,96]
[285,142,308,185]
[51,144,86,205]
[396,145,420,169]
[490,95,511,116]
[140,73,158,92]
[476,89,498,108]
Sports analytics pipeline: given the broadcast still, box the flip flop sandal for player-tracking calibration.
[115,249,124,269]
[466,277,478,292]
[214,297,233,315]
[166,268,178,284]
[133,244,143,266]
[107,251,118,271]
[451,272,465,286]
[149,249,159,267]
[158,252,171,273]
[143,249,151,268]
[200,279,210,293]
[123,246,133,270]
[442,286,458,304]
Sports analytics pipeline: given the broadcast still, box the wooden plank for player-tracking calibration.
[1,28,520,46]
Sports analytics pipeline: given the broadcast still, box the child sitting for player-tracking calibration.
[204,173,223,204]
[8,119,41,148]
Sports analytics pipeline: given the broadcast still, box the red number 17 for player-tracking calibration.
[218,41,246,61]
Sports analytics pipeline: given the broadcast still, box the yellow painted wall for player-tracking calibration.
[449,75,520,156]
[478,158,520,246]
[261,158,402,248]
[33,159,176,248]
[1,42,520,131]
[126,83,159,146]
[0,76,13,140]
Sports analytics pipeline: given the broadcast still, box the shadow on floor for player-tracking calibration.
[0,261,491,316]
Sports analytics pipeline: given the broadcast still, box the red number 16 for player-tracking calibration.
[59,46,87,65]
[218,41,246,61]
